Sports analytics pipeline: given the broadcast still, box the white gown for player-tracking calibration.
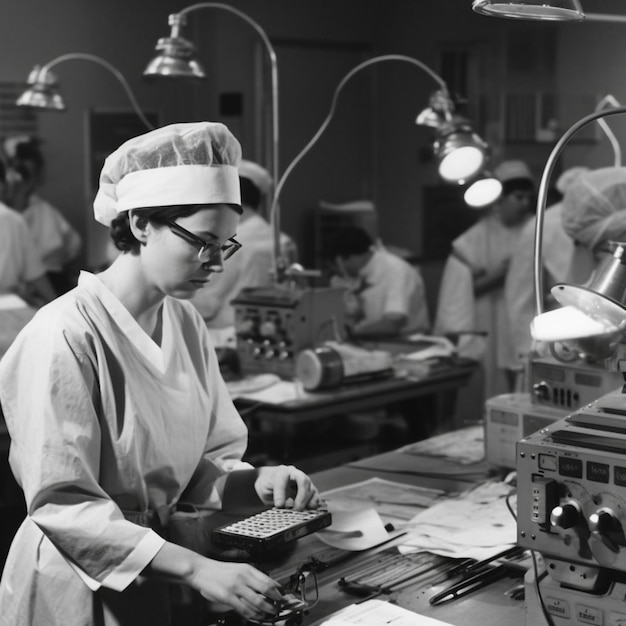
[0,271,250,625]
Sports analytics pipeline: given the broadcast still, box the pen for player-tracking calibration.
[428,563,508,605]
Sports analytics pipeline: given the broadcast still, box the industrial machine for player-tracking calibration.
[232,284,346,378]
[516,384,626,624]
[485,357,624,469]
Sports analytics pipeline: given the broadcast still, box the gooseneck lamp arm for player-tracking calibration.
[176,3,279,217]
[269,54,450,282]
[596,95,622,168]
[533,105,626,317]
[38,53,153,130]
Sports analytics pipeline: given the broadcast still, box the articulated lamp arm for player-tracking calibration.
[269,54,451,282]
[35,53,153,130]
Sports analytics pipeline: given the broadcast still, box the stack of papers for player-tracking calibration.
[320,599,453,625]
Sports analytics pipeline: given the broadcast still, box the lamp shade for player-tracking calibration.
[435,121,487,183]
[472,0,584,20]
[16,67,65,111]
[464,172,503,208]
[143,36,205,80]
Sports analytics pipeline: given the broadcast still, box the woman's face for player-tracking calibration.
[498,189,534,227]
[141,204,240,299]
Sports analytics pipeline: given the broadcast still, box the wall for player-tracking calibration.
[3,1,626,271]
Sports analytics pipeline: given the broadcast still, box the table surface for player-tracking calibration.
[249,442,528,626]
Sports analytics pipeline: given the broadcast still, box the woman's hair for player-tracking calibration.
[110,205,205,253]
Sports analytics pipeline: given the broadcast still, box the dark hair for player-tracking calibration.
[325,226,373,260]
[501,177,535,197]
[240,177,262,209]
[109,205,206,253]
[0,159,6,184]
[13,138,44,173]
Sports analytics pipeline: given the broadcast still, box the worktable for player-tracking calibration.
[235,357,477,469]
[241,439,527,626]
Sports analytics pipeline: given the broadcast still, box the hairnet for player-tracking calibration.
[239,160,273,195]
[555,166,589,196]
[93,121,242,226]
[494,160,534,183]
[561,166,626,250]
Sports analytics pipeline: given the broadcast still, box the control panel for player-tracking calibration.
[517,388,626,572]
[232,284,346,378]
[530,356,623,411]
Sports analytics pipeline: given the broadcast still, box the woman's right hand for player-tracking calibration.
[190,557,284,621]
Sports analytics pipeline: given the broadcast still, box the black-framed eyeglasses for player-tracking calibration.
[153,217,242,264]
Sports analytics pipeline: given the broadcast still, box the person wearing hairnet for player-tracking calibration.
[434,160,535,417]
[503,166,589,382]
[0,122,321,626]
[189,160,297,348]
[560,166,626,285]
[4,136,82,295]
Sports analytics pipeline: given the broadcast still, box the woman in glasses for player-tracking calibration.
[0,122,321,626]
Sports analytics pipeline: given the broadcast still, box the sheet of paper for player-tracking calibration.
[316,507,392,551]
[322,477,445,527]
[236,379,307,403]
[398,481,517,560]
[398,425,485,465]
[320,599,453,625]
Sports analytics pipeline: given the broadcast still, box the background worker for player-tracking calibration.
[326,225,430,338]
[4,135,82,295]
[0,122,321,626]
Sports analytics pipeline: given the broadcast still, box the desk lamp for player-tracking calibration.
[472,0,626,22]
[269,54,489,281]
[16,53,153,131]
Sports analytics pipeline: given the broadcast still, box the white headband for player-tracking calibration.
[94,164,241,226]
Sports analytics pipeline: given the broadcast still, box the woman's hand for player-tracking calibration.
[254,464,322,510]
[191,557,284,622]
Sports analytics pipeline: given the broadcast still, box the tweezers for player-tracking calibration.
[428,546,523,606]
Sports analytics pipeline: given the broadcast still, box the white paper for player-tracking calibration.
[316,507,392,551]
[398,481,517,560]
[320,599,453,625]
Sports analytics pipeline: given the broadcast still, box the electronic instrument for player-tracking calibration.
[232,285,346,379]
[211,507,332,552]
[516,383,626,624]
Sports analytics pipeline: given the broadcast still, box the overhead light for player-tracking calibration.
[143,13,205,80]
[16,53,153,130]
[463,171,503,208]
[472,0,584,21]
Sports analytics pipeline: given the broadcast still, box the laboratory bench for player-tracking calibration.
[236,357,478,473]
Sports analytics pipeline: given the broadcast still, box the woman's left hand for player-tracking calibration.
[254,465,322,510]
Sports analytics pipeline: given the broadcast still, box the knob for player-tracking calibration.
[589,508,621,537]
[260,321,277,337]
[550,503,581,530]
[264,350,276,360]
[532,381,550,402]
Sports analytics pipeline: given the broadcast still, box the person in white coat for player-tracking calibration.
[189,160,297,348]
[434,159,535,420]
[0,122,320,626]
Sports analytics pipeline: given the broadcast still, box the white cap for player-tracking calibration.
[494,160,534,183]
[93,121,242,226]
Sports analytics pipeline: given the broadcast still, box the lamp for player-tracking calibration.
[463,171,503,208]
[472,0,626,22]
[269,54,488,281]
[528,105,626,361]
[144,3,279,196]
[16,53,153,131]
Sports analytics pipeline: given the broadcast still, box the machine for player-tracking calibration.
[232,283,346,378]
[485,357,624,469]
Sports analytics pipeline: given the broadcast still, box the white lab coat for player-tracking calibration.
[435,213,526,401]
[0,271,251,626]
[0,202,45,293]
[21,194,82,272]
[355,248,430,333]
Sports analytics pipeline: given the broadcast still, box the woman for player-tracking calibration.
[0,122,321,626]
